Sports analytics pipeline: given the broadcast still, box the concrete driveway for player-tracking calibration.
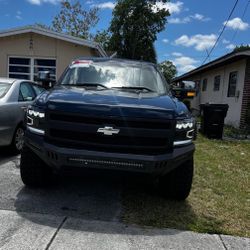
[0,149,249,250]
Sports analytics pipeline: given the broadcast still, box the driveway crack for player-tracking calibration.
[218,235,228,250]
[45,216,67,250]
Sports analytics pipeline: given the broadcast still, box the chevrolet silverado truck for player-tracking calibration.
[20,58,195,200]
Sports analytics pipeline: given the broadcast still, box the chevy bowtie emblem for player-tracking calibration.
[97,126,120,136]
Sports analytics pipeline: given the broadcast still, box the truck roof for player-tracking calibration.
[72,57,156,67]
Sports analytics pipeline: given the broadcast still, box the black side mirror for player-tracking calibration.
[37,71,55,89]
[171,88,182,99]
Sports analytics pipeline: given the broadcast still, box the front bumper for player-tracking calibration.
[25,130,195,176]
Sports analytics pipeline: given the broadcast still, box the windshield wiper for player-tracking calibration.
[63,83,109,89]
[112,86,155,92]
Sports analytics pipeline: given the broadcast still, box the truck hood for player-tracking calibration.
[35,86,190,119]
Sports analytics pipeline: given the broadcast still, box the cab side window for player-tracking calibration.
[19,82,36,102]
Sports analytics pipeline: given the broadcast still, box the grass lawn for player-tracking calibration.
[122,135,250,237]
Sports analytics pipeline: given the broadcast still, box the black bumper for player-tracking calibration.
[25,131,195,176]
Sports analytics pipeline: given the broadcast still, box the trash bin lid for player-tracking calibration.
[200,103,229,111]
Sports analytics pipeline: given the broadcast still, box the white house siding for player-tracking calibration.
[190,59,247,127]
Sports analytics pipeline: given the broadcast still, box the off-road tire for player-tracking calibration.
[20,144,52,187]
[159,158,194,200]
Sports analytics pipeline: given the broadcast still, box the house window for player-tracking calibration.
[9,57,31,80]
[33,59,56,81]
[202,78,207,91]
[9,57,56,81]
[214,75,220,91]
[228,71,238,97]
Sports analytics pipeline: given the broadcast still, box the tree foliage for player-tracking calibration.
[51,0,99,39]
[94,30,111,51]
[158,60,177,83]
[108,0,170,63]
[233,44,250,52]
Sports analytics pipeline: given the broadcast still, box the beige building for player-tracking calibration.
[0,25,107,81]
[174,50,250,129]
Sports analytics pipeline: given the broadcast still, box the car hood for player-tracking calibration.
[35,86,190,119]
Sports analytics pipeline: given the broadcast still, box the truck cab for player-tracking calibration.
[20,58,195,200]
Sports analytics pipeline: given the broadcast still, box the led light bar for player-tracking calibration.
[68,158,144,168]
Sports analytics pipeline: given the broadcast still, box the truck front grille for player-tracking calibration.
[49,113,171,130]
[45,111,174,155]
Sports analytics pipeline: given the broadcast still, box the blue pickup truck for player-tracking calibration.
[20,58,195,200]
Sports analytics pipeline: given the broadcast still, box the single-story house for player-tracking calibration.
[173,49,250,129]
[0,25,107,81]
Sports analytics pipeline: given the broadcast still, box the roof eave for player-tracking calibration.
[174,50,250,81]
[0,26,107,57]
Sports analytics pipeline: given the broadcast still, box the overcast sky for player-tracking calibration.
[0,0,249,75]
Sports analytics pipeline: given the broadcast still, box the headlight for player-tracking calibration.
[26,107,45,136]
[176,118,194,130]
[28,109,45,118]
[174,118,195,146]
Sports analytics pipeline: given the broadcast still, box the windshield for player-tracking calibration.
[0,83,11,99]
[59,61,168,94]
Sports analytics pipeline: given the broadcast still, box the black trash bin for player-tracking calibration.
[200,104,229,139]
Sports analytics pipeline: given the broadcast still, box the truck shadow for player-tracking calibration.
[14,170,123,221]
[13,170,224,236]
[121,180,225,235]
[0,146,19,165]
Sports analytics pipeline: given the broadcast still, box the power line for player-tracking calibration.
[202,0,239,65]
[205,48,211,62]
[231,0,250,42]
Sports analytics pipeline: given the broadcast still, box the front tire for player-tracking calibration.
[20,145,52,187]
[11,126,25,153]
[159,158,194,200]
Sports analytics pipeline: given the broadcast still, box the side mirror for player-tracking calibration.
[37,71,55,89]
[171,89,182,99]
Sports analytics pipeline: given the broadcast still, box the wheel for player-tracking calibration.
[11,126,25,153]
[20,144,52,187]
[159,158,194,200]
